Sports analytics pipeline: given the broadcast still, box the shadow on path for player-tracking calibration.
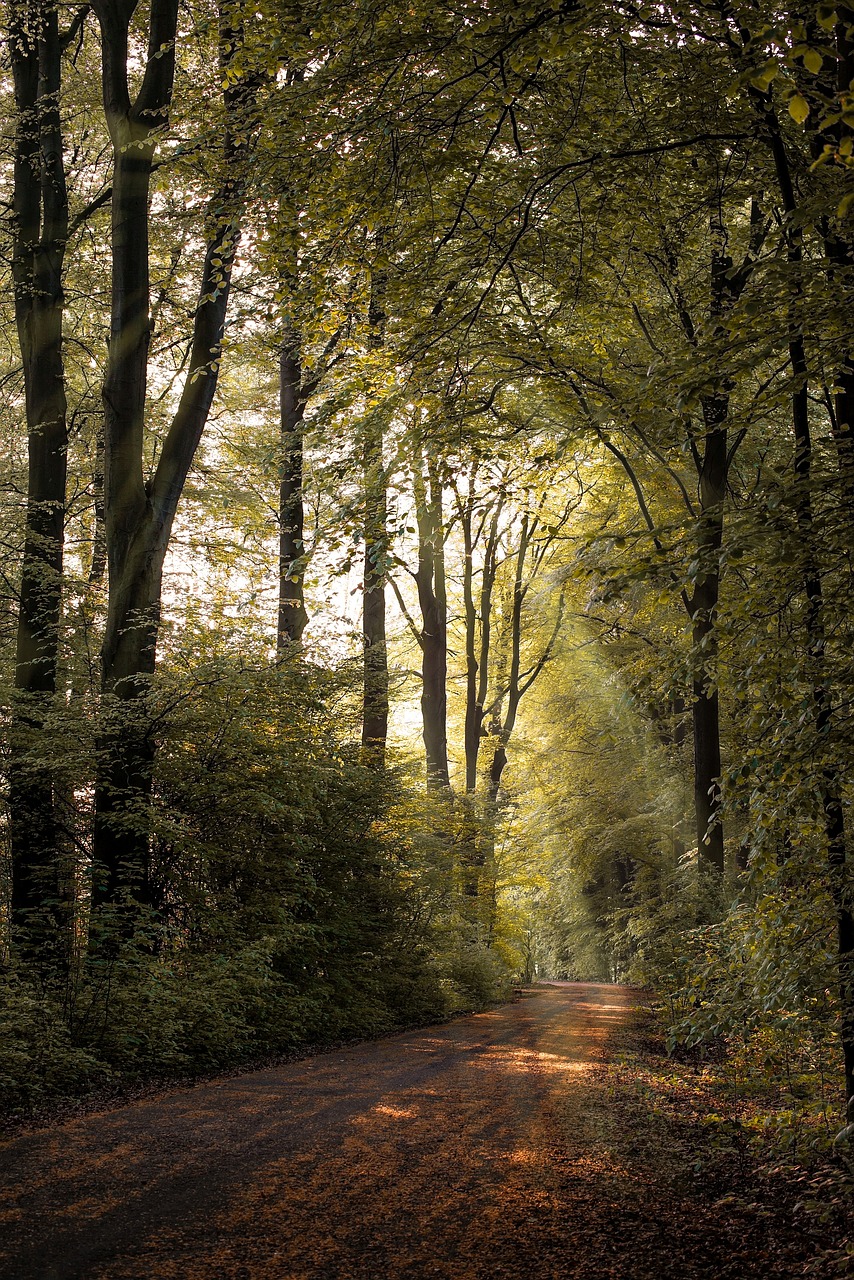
[0,983,807,1279]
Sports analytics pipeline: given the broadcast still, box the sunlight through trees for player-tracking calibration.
[1,0,852,1162]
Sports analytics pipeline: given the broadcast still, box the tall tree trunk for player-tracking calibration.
[822,12,854,1100]
[791,342,854,1102]
[361,263,388,760]
[474,540,525,930]
[91,0,254,912]
[485,511,530,806]
[753,77,854,1098]
[8,0,70,954]
[413,450,449,789]
[362,417,388,758]
[278,333,309,647]
[690,393,726,876]
[459,473,502,794]
[461,478,479,793]
[686,212,744,880]
[90,0,179,913]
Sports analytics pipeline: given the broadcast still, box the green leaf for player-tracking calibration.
[789,94,810,124]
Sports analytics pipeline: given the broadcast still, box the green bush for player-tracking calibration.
[0,977,109,1104]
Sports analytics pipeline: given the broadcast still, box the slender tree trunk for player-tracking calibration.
[485,512,529,805]
[690,396,726,876]
[461,484,480,793]
[821,15,854,1097]
[455,473,498,901]
[478,512,542,937]
[686,214,742,880]
[787,227,854,1101]
[460,476,502,794]
[278,334,309,647]
[8,0,70,953]
[413,451,449,789]
[791,351,854,1101]
[362,414,388,757]
[88,420,107,590]
[361,264,388,760]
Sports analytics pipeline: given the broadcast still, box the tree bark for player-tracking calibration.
[485,511,531,805]
[91,0,255,911]
[361,264,388,760]
[8,0,71,952]
[413,450,449,789]
[684,207,749,880]
[278,334,309,647]
[461,477,480,793]
[362,414,388,758]
[754,76,854,1098]
[792,348,854,1102]
[459,473,502,794]
[690,390,726,876]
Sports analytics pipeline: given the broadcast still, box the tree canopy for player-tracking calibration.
[0,0,853,1167]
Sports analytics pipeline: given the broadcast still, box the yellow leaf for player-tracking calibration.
[837,191,854,219]
[789,94,810,124]
[750,61,778,91]
[802,49,823,74]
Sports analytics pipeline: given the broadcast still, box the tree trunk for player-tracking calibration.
[91,0,254,912]
[790,303,854,1105]
[362,412,388,758]
[361,263,388,760]
[484,511,530,806]
[690,399,726,877]
[686,213,739,880]
[278,335,309,647]
[413,451,449,789]
[753,75,854,1097]
[8,0,70,954]
[793,376,854,1103]
[461,481,480,793]
[460,475,502,794]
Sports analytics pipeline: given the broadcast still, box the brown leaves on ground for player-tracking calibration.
[0,983,847,1279]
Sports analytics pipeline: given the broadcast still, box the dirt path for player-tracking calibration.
[0,983,816,1279]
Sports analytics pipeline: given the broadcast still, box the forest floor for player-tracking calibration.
[0,982,847,1280]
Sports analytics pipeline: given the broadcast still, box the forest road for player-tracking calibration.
[0,983,798,1280]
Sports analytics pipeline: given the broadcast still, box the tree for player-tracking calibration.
[91,0,259,913]
[277,326,310,646]
[412,432,450,789]
[361,254,390,760]
[7,0,74,947]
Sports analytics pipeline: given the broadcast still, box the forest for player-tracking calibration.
[1,0,853,1191]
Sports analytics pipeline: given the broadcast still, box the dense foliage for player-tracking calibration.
[0,0,852,1170]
